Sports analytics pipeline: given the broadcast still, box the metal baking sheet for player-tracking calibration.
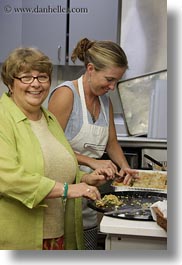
[117,70,167,136]
[88,190,167,221]
[111,170,167,193]
[112,186,167,193]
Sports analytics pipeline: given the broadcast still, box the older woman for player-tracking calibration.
[0,47,115,250]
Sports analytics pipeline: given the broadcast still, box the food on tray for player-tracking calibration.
[96,194,122,207]
[112,171,167,190]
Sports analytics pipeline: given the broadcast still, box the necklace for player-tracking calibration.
[91,99,96,123]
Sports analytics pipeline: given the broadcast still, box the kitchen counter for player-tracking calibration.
[115,135,167,169]
[117,135,167,149]
[100,216,167,250]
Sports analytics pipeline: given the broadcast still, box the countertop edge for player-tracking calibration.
[100,216,167,238]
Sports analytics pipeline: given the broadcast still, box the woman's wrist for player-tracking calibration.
[81,174,89,184]
[119,163,130,170]
[46,182,65,199]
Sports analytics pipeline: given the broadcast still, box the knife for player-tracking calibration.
[104,208,140,216]
[104,209,152,220]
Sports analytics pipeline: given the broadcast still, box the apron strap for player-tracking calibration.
[98,96,108,125]
[78,76,89,124]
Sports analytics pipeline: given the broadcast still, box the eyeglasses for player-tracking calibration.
[14,75,49,84]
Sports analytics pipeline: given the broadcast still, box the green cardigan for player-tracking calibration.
[0,93,85,250]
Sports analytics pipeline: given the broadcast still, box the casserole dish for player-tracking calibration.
[112,170,167,193]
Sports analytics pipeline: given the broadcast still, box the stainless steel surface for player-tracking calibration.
[148,79,167,139]
[120,0,167,80]
[117,70,167,136]
[142,149,167,169]
[114,114,128,136]
[144,154,166,171]
[117,136,167,149]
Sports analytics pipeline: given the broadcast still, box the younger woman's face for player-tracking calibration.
[88,65,126,96]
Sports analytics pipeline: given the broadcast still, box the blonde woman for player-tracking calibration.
[48,38,138,249]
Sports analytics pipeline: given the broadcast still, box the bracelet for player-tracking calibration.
[62,182,68,212]
[62,182,68,200]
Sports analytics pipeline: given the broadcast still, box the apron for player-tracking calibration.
[69,76,109,228]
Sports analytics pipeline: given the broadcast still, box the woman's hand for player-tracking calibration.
[89,158,118,172]
[82,167,116,186]
[116,168,139,185]
[46,182,100,201]
[68,183,101,201]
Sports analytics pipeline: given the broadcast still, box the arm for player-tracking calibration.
[0,115,101,203]
[106,100,138,184]
[46,181,101,201]
[75,152,118,172]
[46,165,117,201]
[48,86,74,130]
[106,99,129,168]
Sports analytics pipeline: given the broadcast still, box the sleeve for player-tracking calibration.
[75,169,86,184]
[0,113,55,209]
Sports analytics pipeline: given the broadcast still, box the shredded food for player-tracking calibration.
[113,171,167,190]
[96,194,122,207]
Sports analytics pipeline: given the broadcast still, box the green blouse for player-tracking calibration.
[0,93,85,250]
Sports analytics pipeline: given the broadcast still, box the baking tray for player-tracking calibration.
[117,70,167,136]
[88,190,167,221]
[112,170,167,193]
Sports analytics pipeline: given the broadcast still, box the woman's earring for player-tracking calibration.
[8,87,13,95]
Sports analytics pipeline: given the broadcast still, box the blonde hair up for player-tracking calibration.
[71,38,128,71]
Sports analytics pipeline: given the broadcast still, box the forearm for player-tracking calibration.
[107,141,130,169]
[107,101,130,170]
[46,180,101,200]
[75,152,97,169]
[46,182,64,198]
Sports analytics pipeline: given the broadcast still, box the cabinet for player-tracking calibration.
[0,0,22,62]
[0,0,120,64]
[105,234,167,250]
[100,216,167,250]
[0,0,67,64]
[68,0,120,66]
[22,0,67,65]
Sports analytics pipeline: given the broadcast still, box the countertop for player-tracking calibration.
[117,135,167,148]
[100,216,167,238]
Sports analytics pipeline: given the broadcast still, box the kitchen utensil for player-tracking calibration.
[105,209,153,220]
[144,154,167,171]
